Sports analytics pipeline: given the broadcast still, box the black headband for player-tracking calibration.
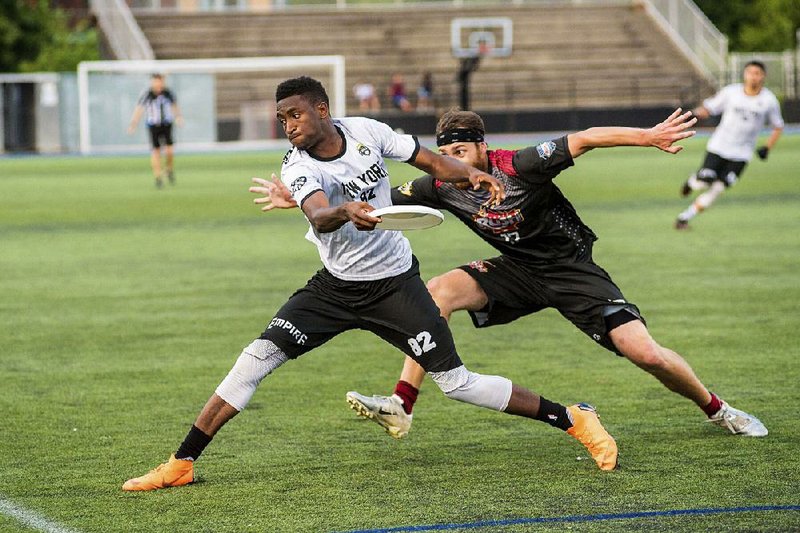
[436,128,484,147]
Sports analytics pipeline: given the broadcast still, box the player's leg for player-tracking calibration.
[676,180,725,228]
[123,288,353,491]
[348,257,544,430]
[359,268,617,469]
[609,319,710,405]
[149,127,164,188]
[151,149,163,188]
[687,160,746,220]
[680,153,716,196]
[610,320,766,436]
[552,261,767,436]
[121,338,291,491]
[549,262,708,402]
[164,125,175,184]
[676,153,735,229]
[346,267,488,432]
[401,268,489,385]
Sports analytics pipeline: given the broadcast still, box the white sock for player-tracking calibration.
[678,204,699,222]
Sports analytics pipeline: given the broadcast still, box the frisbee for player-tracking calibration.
[371,205,444,231]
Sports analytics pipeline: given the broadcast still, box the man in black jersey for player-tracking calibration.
[259,108,767,441]
[128,74,183,188]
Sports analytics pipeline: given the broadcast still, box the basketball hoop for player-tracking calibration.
[451,17,513,59]
[450,18,511,110]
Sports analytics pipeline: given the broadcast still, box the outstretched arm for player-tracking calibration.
[250,174,297,211]
[127,105,144,134]
[249,176,378,232]
[173,103,184,127]
[567,108,697,158]
[765,126,783,151]
[691,105,711,120]
[756,126,783,160]
[410,146,505,205]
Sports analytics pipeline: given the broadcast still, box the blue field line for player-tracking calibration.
[338,505,800,533]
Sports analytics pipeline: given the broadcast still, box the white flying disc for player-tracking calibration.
[370,205,444,231]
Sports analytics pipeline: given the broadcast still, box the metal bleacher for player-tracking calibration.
[132,2,718,121]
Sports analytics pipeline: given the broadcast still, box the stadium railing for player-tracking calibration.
[91,0,154,60]
[643,0,727,87]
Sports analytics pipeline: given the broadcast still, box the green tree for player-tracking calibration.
[696,0,800,52]
[0,0,49,72]
[737,0,800,51]
[0,0,98,73]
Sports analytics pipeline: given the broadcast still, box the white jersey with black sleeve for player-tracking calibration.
[704,83,784,162]
[281,117,421,281]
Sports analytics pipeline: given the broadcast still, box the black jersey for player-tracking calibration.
[391,136,597,264]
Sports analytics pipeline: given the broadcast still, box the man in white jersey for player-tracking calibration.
[675,61,784,229]
[122,77,619,491]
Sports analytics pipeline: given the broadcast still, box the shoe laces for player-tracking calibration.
[709,405,749,432]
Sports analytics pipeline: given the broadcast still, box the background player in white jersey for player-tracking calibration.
[127,73,183,188]
[260,107,767,442]
[122,77,619,492]
[675,61,784,229]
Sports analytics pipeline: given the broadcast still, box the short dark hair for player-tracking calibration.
[744,60,766,73]
[435,108,485,137]
[276,76,329,106]
[151,73,164,80]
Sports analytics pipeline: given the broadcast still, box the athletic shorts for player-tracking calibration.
[699,152,747,188]
[459,256,644,355]
[149,124,174,148]
[260,257,462,373]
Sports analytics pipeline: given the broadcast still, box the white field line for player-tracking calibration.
[0,496,81,533]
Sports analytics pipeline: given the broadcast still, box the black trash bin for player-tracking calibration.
[2,83,36,152]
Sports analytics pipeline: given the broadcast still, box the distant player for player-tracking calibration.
[675,61,784,229]
[261,107,767,441]
[122,77,618,492]
[127,73,183,188]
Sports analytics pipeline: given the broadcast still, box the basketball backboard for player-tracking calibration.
[451,17,513,58]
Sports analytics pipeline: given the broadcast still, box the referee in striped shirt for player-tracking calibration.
[128,74,183,188]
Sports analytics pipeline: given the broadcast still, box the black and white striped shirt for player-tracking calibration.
[137,89,177,127]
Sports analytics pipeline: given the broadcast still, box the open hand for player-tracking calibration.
[249,174,298,211]
[648,108,697,154]
[469,173,506,206]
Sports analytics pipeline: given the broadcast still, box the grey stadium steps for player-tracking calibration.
[134,2,714,118]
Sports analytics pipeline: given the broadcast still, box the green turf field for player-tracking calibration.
[1,135,798,532]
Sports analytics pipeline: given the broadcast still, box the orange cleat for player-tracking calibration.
[566,403,618,471]
[122,454,194,491]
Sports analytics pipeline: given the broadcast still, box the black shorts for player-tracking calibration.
[699,152,747,188]
[149,124,174,148]
[260,257,461,373]
[459,256,644,355]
